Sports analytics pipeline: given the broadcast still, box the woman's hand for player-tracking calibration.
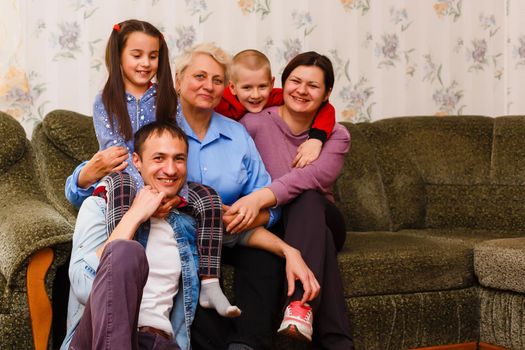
[224,194,262,233]
[283,246,320,303]
[225,189,277,233]
[292,138,323,168]
[78,146,129,188]
[152,196,182,218]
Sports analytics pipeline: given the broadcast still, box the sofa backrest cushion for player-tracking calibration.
[490,116,525,184]
[420,116,525,230]
[31,110,98,222]
[41,110,98,162]
[358,119,428,230]
[30,111,525,231]
[335,123,392,231]
[0,111,27,174]
[425,184,525,229]
[348,115,525,231]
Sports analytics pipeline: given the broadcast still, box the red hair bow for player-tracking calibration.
[113,23,121,32]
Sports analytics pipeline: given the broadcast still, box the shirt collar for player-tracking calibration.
[177,109,234,145]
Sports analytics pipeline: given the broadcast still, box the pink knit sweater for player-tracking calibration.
[240,106,351,206]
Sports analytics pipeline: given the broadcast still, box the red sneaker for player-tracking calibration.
[277,301,313,342]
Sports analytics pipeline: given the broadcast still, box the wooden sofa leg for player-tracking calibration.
[27,248,54,350]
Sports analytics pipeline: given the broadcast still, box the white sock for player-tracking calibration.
[200,279,241,318]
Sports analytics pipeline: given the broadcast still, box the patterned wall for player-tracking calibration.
[1,0,524,136]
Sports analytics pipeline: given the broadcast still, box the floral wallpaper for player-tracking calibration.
[0,0,523,136]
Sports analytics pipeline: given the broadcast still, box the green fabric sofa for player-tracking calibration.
[2,109,525,349]
[0,111,72,350]
[336,116,525,350]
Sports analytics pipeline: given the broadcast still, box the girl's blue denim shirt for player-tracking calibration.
[65,85,188,208]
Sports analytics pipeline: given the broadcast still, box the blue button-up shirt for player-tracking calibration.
[65,106,280,225]
[177,110,280,226]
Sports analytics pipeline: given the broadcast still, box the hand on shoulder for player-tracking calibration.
[78,146,128,188]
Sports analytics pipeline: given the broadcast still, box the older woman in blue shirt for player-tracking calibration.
[174,43,318,350]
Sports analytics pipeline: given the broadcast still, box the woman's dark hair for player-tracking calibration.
[281,51,335,95]
[102,19,177,140]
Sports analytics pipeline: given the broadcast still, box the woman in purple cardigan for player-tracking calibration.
[229,51,354,349]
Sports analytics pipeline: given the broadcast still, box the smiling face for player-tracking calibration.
[132,131,187,198]
[282,65,331,116]
[120,31,159,97]
[229,66,274,113]
[176,53,226,112]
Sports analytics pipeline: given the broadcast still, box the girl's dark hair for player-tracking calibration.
[281,51,335,95]
[103,19,177,140]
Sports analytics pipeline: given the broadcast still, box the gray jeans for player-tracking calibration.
[222,228,255,248]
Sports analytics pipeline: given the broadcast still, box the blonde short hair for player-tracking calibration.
[231,49,272,82]
[175,42,232,84]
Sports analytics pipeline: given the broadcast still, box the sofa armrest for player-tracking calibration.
[0,197,72,286]
[27,248,54,350]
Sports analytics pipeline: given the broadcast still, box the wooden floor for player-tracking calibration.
[479,343,509,350]
[410,342,508,350]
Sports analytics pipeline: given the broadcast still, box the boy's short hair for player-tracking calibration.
[231,49,272,82]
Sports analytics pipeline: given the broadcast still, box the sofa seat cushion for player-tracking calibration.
[474,237,525,293]
[339,229,524,297]
[402,228,524,244]
[339,231,473,297]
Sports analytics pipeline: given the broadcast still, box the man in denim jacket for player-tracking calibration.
[61,121,199,350]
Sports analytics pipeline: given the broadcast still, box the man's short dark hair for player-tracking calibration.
[134,121,188,157]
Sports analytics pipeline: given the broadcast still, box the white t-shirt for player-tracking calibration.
[137,217,182,337]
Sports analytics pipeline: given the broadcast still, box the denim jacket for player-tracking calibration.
[64,85,188,208]
[61,196,199,350]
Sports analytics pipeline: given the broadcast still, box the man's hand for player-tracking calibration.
[128,186,165,224]
[96,185,164,257]
[283,246,320,304]
[292,139,322,168]
[78,146,129,188]
[153,196,182,218]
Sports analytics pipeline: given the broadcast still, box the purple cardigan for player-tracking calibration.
[240,106,350,206]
